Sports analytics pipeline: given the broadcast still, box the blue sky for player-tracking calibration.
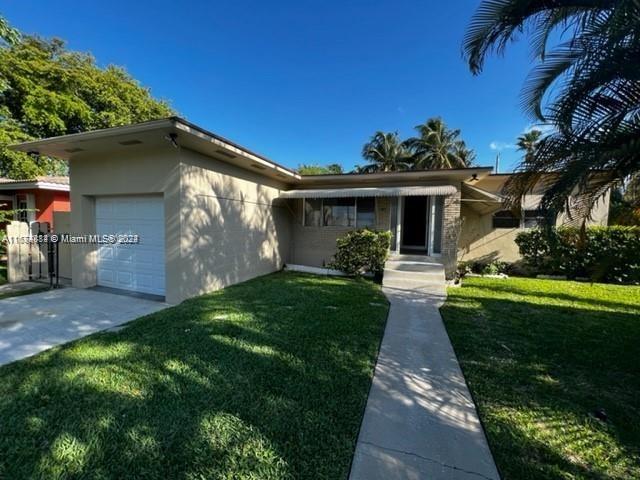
[4,0,542,172]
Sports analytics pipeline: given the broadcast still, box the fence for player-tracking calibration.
[5,220,68,286]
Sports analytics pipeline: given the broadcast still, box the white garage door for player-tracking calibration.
[96,196,165,296]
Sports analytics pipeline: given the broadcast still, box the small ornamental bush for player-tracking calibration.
[516,226,640,284]
[330,229,392,275]
[457,260,510,278]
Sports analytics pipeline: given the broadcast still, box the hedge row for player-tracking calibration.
[516,226,640,284]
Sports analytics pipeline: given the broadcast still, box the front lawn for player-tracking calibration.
[0,272,389,479]
[441,277,640,479]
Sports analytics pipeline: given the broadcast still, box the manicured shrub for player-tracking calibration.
[516,226,640,284]
[457,260,510,278]
[330,229,392,275]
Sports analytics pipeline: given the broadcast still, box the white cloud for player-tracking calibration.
[489,141,515,151]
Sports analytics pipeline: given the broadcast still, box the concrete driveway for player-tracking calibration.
[0,287,168,366]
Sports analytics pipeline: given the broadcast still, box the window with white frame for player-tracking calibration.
[14,194,35,224]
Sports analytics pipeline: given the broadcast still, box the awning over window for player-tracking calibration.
[278,185,458,199]
[460,183,504,215]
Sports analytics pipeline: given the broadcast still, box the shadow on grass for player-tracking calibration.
[468,279,640,313]
[441,285,640,480]
[0,272,389,480]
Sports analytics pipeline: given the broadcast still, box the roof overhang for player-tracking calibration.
[297,167,493,187]
[0,180,69,192]
[280,185,458,199]
[8,117,301,183]
[461,183,503,215]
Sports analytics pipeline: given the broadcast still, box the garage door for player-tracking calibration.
[96,196,165,296]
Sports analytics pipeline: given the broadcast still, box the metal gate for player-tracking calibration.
[30,222,61,288]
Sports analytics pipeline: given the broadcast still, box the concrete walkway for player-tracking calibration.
[0,288,168,366]
[350,281,500,480]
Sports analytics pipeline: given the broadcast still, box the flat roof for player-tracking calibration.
[9,117,301,182]
[0,176,70,192]
[9,118,494,186]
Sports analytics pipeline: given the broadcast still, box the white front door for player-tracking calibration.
[96,196,165,296]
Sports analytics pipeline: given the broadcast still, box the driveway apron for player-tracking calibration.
[0,287,168,366]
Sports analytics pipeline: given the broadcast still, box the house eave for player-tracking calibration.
[8,117,301,183]
[0,181,69,192]
[296,167,493,187]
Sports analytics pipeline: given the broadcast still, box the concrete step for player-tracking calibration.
[385,261,445,274]
[383,255,445,291]
[383,268,444,283]
[382,278,447,292]
[388,254,443,264]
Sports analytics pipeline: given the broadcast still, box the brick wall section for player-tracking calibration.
[290,197,392,267]
[442,187,462,279]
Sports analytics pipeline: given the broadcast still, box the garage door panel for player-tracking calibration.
[96,196,165,296]
[115,248,134,263]
[97,268,115,284]
[99,245,115,260]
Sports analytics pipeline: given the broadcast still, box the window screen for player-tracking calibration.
[524,210,545,228]
[492,210,520,228]
[323,198,356,226]
[356,198,375,228]
[304,199,322,227]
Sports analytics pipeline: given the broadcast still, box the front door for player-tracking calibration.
[402,196,428,250]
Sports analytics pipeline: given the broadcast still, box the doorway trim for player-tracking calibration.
[400,196,430,252]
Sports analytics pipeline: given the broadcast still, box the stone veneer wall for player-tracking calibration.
[442,188,462,279]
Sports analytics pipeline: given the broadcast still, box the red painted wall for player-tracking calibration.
[13,189,70,229]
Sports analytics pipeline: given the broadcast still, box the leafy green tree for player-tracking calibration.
[463,0,640,224]
[0,16,19,46]
[0,18,173,179]
[404,118,475,169]
[297,163,343,175]
[610,174,640,225]
[357,131,411,173]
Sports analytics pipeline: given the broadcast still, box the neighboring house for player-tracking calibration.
[0,176,70,229]
[9,118,609,303]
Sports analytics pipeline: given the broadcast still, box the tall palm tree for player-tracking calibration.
[463,0,640,223]
[516,129,542,162]
[404,118,475,169]
[358,131,411,173]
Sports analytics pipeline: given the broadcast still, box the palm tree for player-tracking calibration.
[516,129,542,162]
[404,118,475,169]
[463,0,640,222]
[358,131,411,173]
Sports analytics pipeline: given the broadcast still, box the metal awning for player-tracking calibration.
[460,183,504,215]
[278,185,457,199]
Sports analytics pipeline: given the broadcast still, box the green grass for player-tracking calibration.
[441,277,640,480]
[0,272,389,480]
[0,284,49,300]
[0,262,6,285]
